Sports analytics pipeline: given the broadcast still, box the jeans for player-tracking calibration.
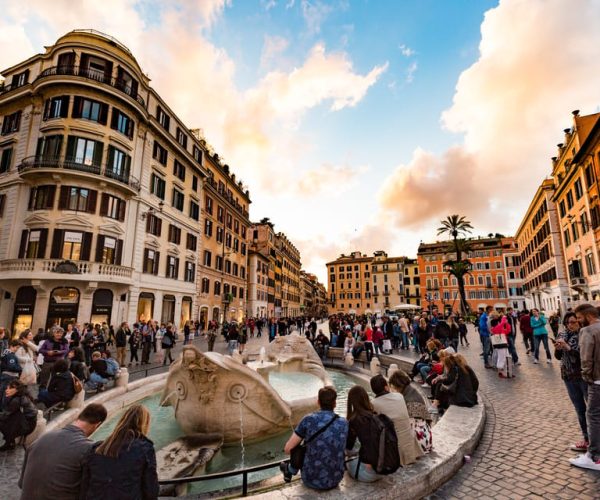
[507,334,519,363]
[88,372,109,390]
[587,383,600,460]
[345,457,382,482]
[533,334,551,361]
[228,340,238,355]
[401,332,409,349]
[564,379,588,441]
[419,365,431,381]
[481,335,491,366]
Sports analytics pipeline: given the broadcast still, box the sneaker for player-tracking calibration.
[569,452,600,471]
[421,383,429,388]
[533,359,539,364]
[571,441,589,452]
[428,407,439,415]
[546,359,552,364]
[279,461,292,483]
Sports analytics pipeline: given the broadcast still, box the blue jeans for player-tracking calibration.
[346,457,382,482]
[564,379,588,441]
[588,383,600,461]
[401,332,409,349]
[533,334,551,361]
[481,335,491,366]
[228,340,238,355]
[419,365,431,381]
[507,334,519,363]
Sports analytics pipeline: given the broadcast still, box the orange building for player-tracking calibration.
[417,236,518,313]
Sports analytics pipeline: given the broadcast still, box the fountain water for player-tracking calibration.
[238,401,246,469]
[160,389,179,407]
[259,346,266,364]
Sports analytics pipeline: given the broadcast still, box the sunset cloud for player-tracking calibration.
[379,0,600,233]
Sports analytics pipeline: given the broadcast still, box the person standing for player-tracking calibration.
[80,405,159,499]
[555,312,589,453]
[530,308,552,364]
[115,322,129,368]
[281,386,348,489]
[458,318,469,347]
[129,326,141,366]
[520,309,534,354]
[19,404,108,499]
[161,325,176,365]
[478,306,493,368]
[570,304,600,471]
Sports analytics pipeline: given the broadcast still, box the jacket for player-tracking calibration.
[530,315,548,336]
[478,313,490,336]
[1,350,22,375]
[346,413,381,467]
[444,365,479,407]
[115,328,129,348]
[519,314,533,334]
[81,436,159,500]
[48,371,76,402]
[39,339,68,362]
[579,321,600,383]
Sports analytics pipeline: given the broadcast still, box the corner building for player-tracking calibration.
[0,30,212,335]
[326,252,373,315]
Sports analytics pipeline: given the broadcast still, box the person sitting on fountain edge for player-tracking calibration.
[281,386,348,490]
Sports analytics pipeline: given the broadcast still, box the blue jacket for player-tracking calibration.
[530,315,548,336]
[478,313,489,337]
[0,349,22,375]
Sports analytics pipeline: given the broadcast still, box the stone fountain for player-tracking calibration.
[160,332,332,444]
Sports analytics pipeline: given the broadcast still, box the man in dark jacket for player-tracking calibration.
[1,340,22,405]
[519,310,534,354]
[37,359,75,407]
[115,322,130,367]
[19,404,107,500]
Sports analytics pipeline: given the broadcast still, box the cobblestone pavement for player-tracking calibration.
[427,328,600,500]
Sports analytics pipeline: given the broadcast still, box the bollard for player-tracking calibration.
[388,363,399,378]
[116,367,130,388]
[370,357,381,376]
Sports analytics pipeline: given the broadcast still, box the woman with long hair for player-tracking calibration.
[81,404,159,499]
[434,354,479,413]
[345,386,385,483]
[15,330,39,386]
[0,379,38,451]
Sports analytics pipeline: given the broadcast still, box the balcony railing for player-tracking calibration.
[36,65,146,108]
[205,177,250,218]
[18,156,140,192]
[0,80,28,96]
[0,259,134,279]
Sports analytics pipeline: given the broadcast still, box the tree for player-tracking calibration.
[438,215,474,316]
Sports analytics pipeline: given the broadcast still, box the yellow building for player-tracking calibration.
[326,252,373,315]
[277,232,301,317]
[371,251,406,313]
[551,110,600,304]
[516,179,570,313]
[198,151,251,327]
[0,30,208,334]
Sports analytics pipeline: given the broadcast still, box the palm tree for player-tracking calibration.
[438,215,474,315]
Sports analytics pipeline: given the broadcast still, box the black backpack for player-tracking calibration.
[361,413,400,475]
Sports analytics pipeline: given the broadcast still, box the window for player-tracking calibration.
[234,219,240,234]
[44,96,69,120]
[18,228,48,259]
[150,173,166,199]
[110,108,134,138]
[176,128,188,148]
[564,228,571,247]
[0,147,12,173]
[143,249,160,274]
[72,96,108,124]
[216,226,223,243]
[203,250,212,267]
[233,238,239,252]
[572,222,579,241]
[225,259,231,274]
[216,255,223,271]
[99,193,126,221]
[217,206,224,223]
[201,277,210,293]
[66,136,103,168]
[172,189,184,211]
[95,235,122,265]
[585,164,595,189]
[189,200,199,221]
[232,263,239,276]
[574,179,584,200]
[186,233,197,251]
[28,185,56,210]
[586,252,596,275]
[146,213,162,236]
[241,242,247,256]
[106,146,131,180]
[581,212,590,233]
[204,219,213,237]
[192,175,198,192]
[10,69,29,88]
[152,141,168,165]
[193,146,203,165]
[59,186,97,213]
[61,231,86,260]
[559,201,566,218]
[173,159,186,181]
[168,224,181,244]
[225,232,232,248]
[226,213,232,229]
[566,190,574,209]
[239,287,244,299]
[241,226,246,238]
[166,256,179,279]
[214,281,221,296]
[240,266,246,279]
[156,106,170,131]
[184,261,195,282]
[205,196,213,215]
[1,110,21,135]
[36,135,63,160]
[0,193,5,217]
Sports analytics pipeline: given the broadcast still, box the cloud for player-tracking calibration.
[260,34,289,69]
[405,61,417,83]
[261,0,277,11]
[378,0,600,235]
[301,0,332,35]
[296,163,369,195]
[399,44,415,57]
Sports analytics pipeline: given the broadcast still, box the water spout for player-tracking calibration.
[160,390,179,407]
[259,347,266,365]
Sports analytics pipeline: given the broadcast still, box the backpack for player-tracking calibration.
[361,413,400,475]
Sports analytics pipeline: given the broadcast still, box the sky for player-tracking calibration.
[2,0,600,283]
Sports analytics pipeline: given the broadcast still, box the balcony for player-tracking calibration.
[35,65,146,108]
[205,177,250,218]
[383,291,390,296]
[0,258,134,283]
[18,156,140,194]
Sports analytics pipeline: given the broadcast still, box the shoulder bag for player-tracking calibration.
[289,414,339,470]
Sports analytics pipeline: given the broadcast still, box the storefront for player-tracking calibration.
[12,286,36,338]
[90,289,113,326]
[212,307,220,322]
[46,287,80,330]
[161,295,175,325]
[180,296,192,329]
[199,306,208,330]
[137,292,154,322]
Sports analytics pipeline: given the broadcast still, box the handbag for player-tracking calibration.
[490,334,508,348]
[382,339,392,352]
[289,414,339,470]
[71,372,83,394]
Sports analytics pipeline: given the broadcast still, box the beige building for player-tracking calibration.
[326,251,373,314]
[300,271,328,318]
[516,179,570,313]
[247,250,269,318]
[198,151,251,327]
[0,30,210,335]
[277,232,301,317]
[371,251,406,313]
[551,111,600,304]
[403,258,421,307]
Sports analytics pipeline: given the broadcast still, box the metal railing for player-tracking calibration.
[18,156,140,192]
[36,65,146,108]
